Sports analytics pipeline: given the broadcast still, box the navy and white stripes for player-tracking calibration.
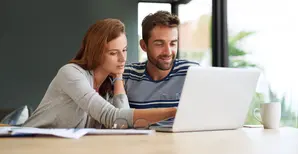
[124,59,200,109]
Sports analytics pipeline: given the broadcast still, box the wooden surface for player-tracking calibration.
[0,124,10,127]
[1,127,298,154]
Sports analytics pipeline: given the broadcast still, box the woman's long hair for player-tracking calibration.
[70,19,125,96]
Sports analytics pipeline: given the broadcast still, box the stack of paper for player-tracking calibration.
[0,127,155,139]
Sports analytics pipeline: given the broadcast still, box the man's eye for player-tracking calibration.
[110,52,117,55]
[171,43,177,46]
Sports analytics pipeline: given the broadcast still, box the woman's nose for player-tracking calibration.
[118,52,126,62]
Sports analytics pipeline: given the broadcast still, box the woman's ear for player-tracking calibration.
[139,39,147,53]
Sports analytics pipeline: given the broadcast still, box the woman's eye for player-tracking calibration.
[110,52,117,55]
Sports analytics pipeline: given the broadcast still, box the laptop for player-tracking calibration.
[149,66,261,132]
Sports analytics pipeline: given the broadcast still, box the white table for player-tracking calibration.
[0,127,297,154]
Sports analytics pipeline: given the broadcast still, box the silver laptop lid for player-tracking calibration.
[172,66,261,132]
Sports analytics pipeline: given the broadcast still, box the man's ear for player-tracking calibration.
[139,39,147,53]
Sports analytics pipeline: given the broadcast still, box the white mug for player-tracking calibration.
[253,102,281,129]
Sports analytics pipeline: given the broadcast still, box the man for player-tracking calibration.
[123,11,199,109]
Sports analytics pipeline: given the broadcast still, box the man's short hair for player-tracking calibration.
[141,11,180,45]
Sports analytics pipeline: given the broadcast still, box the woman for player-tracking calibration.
[23,19,176,129]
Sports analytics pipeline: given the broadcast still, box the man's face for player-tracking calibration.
[144,25,178,70]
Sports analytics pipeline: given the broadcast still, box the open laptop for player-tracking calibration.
[149,66,261,132]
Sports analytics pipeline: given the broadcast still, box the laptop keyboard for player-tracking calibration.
[150,117,174,127]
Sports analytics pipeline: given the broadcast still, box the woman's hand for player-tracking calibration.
[110,73,122,79]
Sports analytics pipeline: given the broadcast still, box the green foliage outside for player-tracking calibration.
[228,31,297,127]
[178,19,297,127]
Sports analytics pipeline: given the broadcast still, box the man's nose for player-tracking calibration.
[163,45,171,55]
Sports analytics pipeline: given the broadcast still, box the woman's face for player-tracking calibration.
[101,33,127,75]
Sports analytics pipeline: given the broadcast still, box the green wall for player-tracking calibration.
[0,0,139,112]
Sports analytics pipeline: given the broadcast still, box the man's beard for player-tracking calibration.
[147,53,175,71]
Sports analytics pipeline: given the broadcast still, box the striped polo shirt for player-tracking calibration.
[123,59,200,109]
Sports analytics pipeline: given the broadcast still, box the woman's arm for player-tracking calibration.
[57,64,133,128]
[112,73,176,126]
[110,73,130,109]
[111,94,130,109]
[57,64,176,128]
[112,74,125,95]
[111,73,176,125]
[133,108,176,126]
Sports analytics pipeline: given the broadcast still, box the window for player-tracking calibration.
[138,2,171,62]
[178,0,212,66]
[227,0,298,127]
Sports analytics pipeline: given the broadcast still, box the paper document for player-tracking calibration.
[0,127,17,136]
[87,129,155,135]
[0,127,155,139]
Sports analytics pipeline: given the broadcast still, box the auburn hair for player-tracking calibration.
[70,19,125,96]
